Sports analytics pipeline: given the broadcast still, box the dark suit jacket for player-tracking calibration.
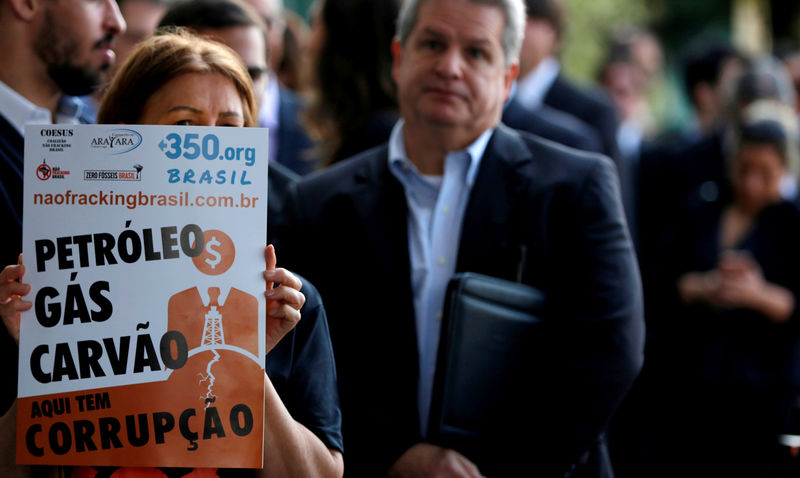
[0,113,23,270]
[0,113,22,415]
[503,99,603,153]
[275,86,315,176]
[276,125,644,476]
[333,110,399,165]
[267,160,298,245]
[544,74,621,163]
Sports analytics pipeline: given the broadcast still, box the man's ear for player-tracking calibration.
[391,37,403,85]
[503,62,519,102]
[7,0,41,22]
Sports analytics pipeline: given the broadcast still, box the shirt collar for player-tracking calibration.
[516,56,560,110]
[388,119,493,187]
[259,73,280,129]
[0,80,51,135]
[56,95,89,124]
[0,80,88,134]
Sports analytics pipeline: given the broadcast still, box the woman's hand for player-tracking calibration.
[715,251,765,308]
[264,245,305,354]
[0,255,32,345]
[680,251,795,323]
[716,251,795,322]
[678,270,720,305]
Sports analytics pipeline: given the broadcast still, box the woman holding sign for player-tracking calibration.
[0,31,343,478]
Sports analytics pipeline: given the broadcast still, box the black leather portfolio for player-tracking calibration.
[428,272,547,451]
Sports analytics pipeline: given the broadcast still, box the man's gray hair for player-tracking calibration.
[396,0,526,67]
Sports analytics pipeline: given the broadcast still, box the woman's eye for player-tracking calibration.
[174,119,192,126]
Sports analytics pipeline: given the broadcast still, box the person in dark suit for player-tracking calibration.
[276,0,644,476]
[657,102,800,478]
[274,88,315,175]
[503,95,602,152]
[240,0,317,176]
[0,0,126,417]
[517,0,620,163]
[517,0,632,239]
[543,73,621,160]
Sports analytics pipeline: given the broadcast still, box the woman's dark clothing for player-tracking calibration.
[661,200,800,477]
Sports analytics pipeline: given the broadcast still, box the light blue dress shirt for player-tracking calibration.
[516,56,560,111]
[387,120,493,436]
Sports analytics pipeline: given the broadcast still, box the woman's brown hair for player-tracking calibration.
[97,29,257,126]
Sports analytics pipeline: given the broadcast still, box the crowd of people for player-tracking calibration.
[0,0,799,476]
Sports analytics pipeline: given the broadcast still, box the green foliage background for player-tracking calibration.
[559,0,657,82]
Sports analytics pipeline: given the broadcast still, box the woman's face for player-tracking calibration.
[731,143,786,214]
[138,72,245,126]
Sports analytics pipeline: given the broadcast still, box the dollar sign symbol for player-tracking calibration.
[205,236,222,269]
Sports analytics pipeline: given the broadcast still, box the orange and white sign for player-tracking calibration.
[18,125,269,468]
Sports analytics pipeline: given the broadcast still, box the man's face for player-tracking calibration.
[241,0,284,73]
[34,0,126,96]
[392,0,517,140]
[199,25,269,110]
[114,0,166,72]
[519,17,558,78]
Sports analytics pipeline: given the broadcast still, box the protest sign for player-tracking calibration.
[16,125,268,468]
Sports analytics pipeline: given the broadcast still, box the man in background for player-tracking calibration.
[277,0,644,475]
[0,0,125,420]
[83,0,171,118]
[516,0,620,163]
[242,0,314,175]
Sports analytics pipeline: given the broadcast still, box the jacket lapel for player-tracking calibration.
[350,149,419,364]
[457,126,532,280]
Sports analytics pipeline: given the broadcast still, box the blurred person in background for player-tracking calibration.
[669,101,800,477]
[778,47,800,115]
[276,9,310,92]
[241,0,315,175]
[113,0,171,69]
[598,52,648,162]
[613,26,679,135]
[603,26,670,147]
[158,0,306,242]
[302,0,400,167]
[241,0,284,79]
[596,50,647,247]
[683,43,746,139]
[0,0,125,417]
[775,43,800,115]
[502,0,603,155]
[617,54,799,477]
[516,0,621,164]
[636,44,747,310]
[84,0,173,119]
[160,0,270,121]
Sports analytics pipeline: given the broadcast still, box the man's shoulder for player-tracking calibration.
[547,75,616,116]
[296,143,389,193]
[0,110,21,140]
[491,124,614,180]
[502,102,602,153]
